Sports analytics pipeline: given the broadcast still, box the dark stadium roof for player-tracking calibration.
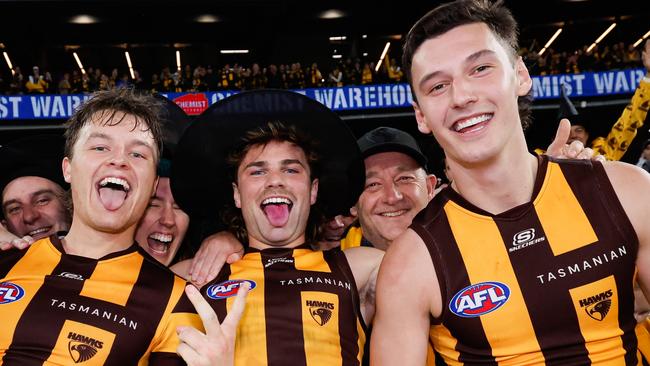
[1,0,648,73]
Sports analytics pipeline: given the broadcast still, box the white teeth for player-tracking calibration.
[262,197,292,205]
[99,177,130,191]
[454,114,492,132]
[149,233,172,243]
[29,227,50,236]
[380,210,406,217]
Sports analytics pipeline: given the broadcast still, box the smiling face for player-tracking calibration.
[356,151,434,249]
[2,176,70,240]
[411,22,532,167]
[135,177,189,266]
[233,140,318,250]
[62,112,158,236]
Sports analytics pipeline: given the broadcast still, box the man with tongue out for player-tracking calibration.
[0,88,202,365]
[171,90,383,365]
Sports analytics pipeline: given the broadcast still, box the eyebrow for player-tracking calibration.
[417,49,497,91]
[365,165,421,179]
[243,159,306,170]
[87,132,154,152]
[3,189,57,209]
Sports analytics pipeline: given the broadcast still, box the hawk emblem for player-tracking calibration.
[68,342,98,363]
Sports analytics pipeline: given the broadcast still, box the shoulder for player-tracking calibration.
[170,259,191,281]
[602,161,650,232]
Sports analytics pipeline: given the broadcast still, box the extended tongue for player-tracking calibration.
[263,204,290,227]
[98,187,127,211]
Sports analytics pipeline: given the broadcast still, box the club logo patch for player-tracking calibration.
[206,279,256,299]
[67,332,103,363]
[579,289,613,321]
[306,300,334,326]
[0,282,25,304]
[449,281,510,318]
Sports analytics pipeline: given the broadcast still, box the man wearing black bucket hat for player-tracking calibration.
[0,135,70,250]
[171,89,383,365]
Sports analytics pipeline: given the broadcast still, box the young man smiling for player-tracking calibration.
[0,88,201,365]
[372,0,650,364]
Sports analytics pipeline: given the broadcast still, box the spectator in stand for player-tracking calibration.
[266,64,283,89]
[328,65,344,87]
[181,64,193,91]
[161,67,174,92]
[219,64,234,89]
[115,73,130,88]
[627,44,642,67]
[308,62,323,87]
[637,139,650,173]
[361,62,373,84]
[80,71,90,93]
[25,66,48,93]
[205,65,219,91]
[247,63,267,89]
[387,58,403,83]
[0,71,6,94]
[57,73,71,94]
[150,73,161,93]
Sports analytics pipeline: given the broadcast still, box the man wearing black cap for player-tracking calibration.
[340,127,436,251]
[636,139,650,173]
[0,135,70,250]
[171,90,383,365]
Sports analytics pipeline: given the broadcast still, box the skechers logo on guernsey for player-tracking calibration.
[510,229,546,253]
[59,272,84,281]
[0,282,25,304]
[306,300,334,326]
[67,332,103,363]
[449,282,510,318]
[206,280,256,299]
[579,290,613,321]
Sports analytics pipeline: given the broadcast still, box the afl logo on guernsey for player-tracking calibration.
[449,282,510,318]
[0,282,25,304]
[206,280,256,300]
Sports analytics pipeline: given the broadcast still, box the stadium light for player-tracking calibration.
[3,51,14,75]
[220,49,249,54]
[375,42,391,72]
[176,50,181,72]
[125,51,135,79]
[73,52,86,75]
[587,23,616,53]
[633,29,650,48]
[538,28,563,56]
[332,54,342,59]
[329,36,347,41]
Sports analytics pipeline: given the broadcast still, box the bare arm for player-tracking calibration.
[370,229,442,366]
[344,246,383,325]
[603,162,650,301]
[187,231,244,286]
[0,224,33,251]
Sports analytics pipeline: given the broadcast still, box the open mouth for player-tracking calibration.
[452,113,493,134]
[379,209,408,218]
[28,226,52,239]
[97,177,131,211]
[147,232,172,254]
[261,196,293,227]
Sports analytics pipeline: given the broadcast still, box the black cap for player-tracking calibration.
[154,94,193,177]
[0,134,68,200]
[171,89,365,219]
[357,127,428,170]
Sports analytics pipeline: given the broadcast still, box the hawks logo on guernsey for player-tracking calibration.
[0,282,25,304]
[206,280,257,299]
[67,332,104,363]
[449,281,510,318]
[306,300,335,326]
[580,289,613,321]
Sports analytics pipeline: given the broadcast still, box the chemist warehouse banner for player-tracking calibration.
[0,68,645,120]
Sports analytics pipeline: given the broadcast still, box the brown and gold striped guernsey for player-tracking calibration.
[0,236,202,366]
[203,243,367,366]
[412,156,639,365]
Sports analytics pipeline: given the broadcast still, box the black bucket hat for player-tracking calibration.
[171,89,364,219]
[0,134,68,205]
[154,94,192,177]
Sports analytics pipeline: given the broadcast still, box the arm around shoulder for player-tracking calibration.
[370,228,442,366]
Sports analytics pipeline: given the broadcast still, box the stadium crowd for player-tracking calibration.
[0,40,645,96]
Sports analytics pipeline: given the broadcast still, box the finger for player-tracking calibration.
[11,239,29,250]
[226,250,244,264]
[206,254,228,285]
[176,341,204,366]
[334,215,344,228]
[222,282,249,330]
[595,154,607,163]
[546,118,571,156]
[22,235,35,245]
[185,284,223,337]
[567,140,584,158]
[576,147,594,161]
[189,248,206,280]
[176,325,207,348]
[0,242,12,251]
[196,249,219,285]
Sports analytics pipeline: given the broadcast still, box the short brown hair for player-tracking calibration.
[64,88,164,161]
[402,0,532,129]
